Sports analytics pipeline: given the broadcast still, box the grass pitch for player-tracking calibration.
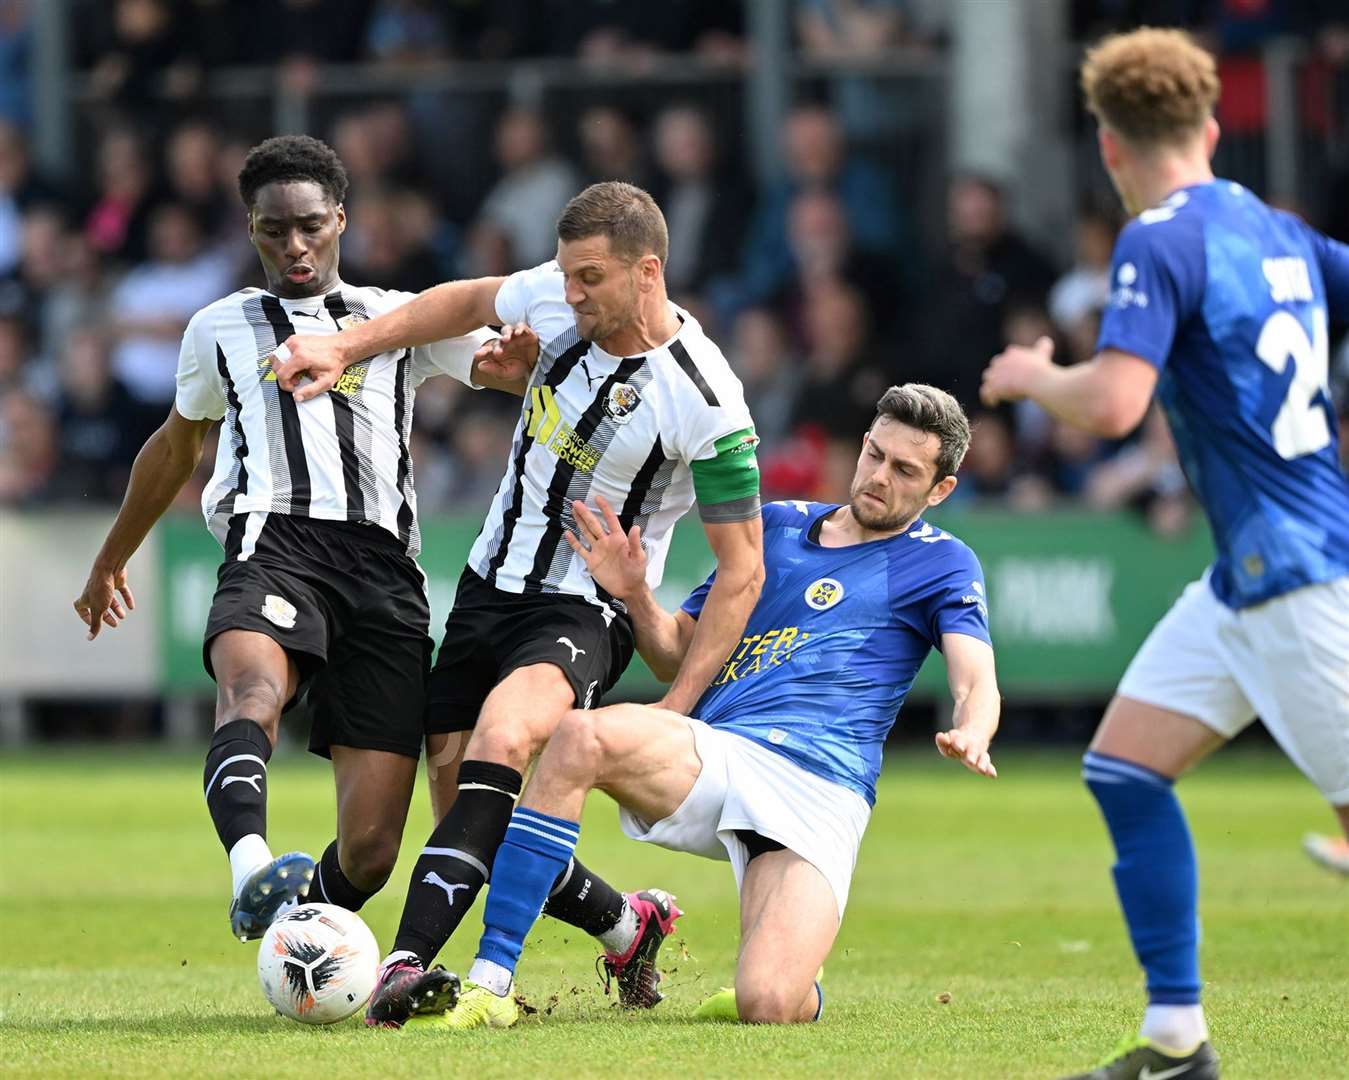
[1,745,1346,1079]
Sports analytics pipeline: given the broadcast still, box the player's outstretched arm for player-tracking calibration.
[935,633,1001,779]
[564,495,694,680]
[658,514,764,714]
[73,408,214,640]
[274,276,508,403]
[981,337,1158,439]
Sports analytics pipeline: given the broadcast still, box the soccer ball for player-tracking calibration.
[257,904,379,1024]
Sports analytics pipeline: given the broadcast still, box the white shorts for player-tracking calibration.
[1118,574,1349,803]
[618,718,872,920]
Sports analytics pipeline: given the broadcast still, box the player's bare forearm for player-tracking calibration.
[658,560,762,713]
[93,412,209,572]
[344,279,505,365]
[983,340,1157,439]
[624,585,694,683]
[276,277,508,400]
[951,678,1000,748]
[937,633,1000,777]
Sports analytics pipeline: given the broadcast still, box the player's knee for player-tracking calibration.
[736,983,808,1025]
[548,708,606,778]
[216,672,287,727]
[467,713,540,772]
[339,826,400,891]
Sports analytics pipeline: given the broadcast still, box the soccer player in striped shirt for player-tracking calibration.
[72,135,537,943]
[276,182,765,1026]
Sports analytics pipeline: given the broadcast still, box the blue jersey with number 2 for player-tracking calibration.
[680,500,990,805]
[1096,180,1349,608]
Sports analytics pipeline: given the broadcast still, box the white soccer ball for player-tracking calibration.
[257,904,380,1024]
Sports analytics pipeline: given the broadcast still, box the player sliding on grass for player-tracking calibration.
[274,182,764,1027]
[982,28,1349,1080]
[72,136,538,942]
[416,384,1001,1029]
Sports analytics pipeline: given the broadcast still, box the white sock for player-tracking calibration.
[597,898,640,956]
[1140,1004,1208,1052]
[467,958,513,997]
[228,834,273,898]
[379,950,420,974]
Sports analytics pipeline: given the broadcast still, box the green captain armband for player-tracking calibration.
[691,427,761,522]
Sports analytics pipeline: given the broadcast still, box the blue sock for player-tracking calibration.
[475,807,580,977]
[1083,751,1201,1005]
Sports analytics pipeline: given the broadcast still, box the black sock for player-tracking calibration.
[308,840,379,913]
[391,759,522,962]
[203,718,272,852]
[542,855,627,937]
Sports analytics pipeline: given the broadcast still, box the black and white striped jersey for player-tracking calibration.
[174,283,490,559]
[469,261,759,604]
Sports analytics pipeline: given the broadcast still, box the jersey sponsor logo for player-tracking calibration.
[336,312,368,332]
[257,352,279,383]
[713,625,811,686]
[260,594,298,629]
[525,385,603,473]
[602,381,642,424]
[1109,262,1149,310]
[961,579,988,617]
[332,361,370,397]
[804,577,845,611]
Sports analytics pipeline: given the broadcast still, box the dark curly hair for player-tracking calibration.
[237,135,349,209]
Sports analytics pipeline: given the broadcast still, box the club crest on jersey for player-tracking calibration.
[804,577,844,611]
[260,594,298,629]
[336,312,367,331]
[603,382,642,424]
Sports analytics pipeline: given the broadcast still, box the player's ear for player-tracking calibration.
[926,474,958,508]
[639,253,661,290]
[1203,116,1220,160]
[1098,127,1120,172]
[335,203,346,234]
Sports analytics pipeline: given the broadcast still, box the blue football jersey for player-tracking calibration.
[1096,179,1349,608]
[680,500,991,805]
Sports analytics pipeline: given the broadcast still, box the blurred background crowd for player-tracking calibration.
[3,0,1349,536]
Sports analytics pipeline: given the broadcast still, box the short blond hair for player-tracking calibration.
[1081,28,1220,147]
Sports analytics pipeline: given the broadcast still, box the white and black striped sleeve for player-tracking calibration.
[410,327,496,388]
[173,310,226,422]
[494,261,576,344]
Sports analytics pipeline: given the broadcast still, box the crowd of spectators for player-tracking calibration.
[1,0,1348,533]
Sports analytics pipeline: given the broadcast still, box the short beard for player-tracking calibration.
[849,489,927,533]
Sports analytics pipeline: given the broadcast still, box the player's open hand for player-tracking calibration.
[980,335,1055,407]
[271,334,348,403]
[474,322,539,385]
[564,494,647,599]
[73,565,135,641]
[935,727,997,778]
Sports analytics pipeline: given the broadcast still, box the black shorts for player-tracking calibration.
[426,566,636,733]
[204,513,433,760]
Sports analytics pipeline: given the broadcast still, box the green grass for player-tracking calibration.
[1,746,1346,1078]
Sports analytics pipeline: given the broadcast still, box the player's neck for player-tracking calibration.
[820,505,915,547]
[596,291,679,357]
[1133,156,1213,215]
